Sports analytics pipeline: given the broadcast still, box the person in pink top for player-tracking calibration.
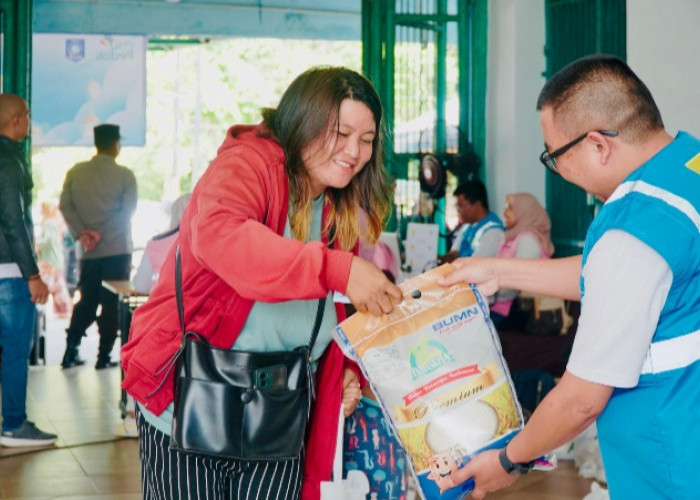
[358,239,399,284]
[490,193,554,330]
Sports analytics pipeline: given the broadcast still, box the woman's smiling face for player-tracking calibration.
[302,98,376,198]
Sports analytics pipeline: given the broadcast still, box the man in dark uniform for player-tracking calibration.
[59,124,137,369]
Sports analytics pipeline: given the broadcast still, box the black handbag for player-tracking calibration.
[170,245,326,460]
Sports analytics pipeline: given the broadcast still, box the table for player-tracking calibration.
[101,280,148,346]
[102,280,148,417]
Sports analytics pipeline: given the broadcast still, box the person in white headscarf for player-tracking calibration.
[489,192,554,330]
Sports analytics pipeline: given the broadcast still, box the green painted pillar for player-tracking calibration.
[463,0,487,178]
[0,0,32,98]
[0,0,33,185]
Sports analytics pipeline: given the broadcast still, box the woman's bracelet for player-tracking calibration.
[28,274,41,281]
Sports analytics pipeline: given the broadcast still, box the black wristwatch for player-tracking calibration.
[498,447,535,475]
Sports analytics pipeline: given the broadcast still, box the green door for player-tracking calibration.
[543,0,625,256]
[361,0,487,253]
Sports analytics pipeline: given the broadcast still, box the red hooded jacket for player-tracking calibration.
[121,124,359,499]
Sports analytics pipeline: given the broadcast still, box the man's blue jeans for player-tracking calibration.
[0,278,35,432]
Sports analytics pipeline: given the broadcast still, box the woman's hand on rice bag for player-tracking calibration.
[346,256,403,316]
[341,368,362,417]
[437,257,501,297]
[457,449,518,499]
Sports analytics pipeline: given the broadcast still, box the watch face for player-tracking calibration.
[512,462,533,475]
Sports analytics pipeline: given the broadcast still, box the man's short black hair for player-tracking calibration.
[536,54,663,140]
[94,124,121,150]
[454,178,489,210]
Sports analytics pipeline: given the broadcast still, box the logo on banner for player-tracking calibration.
[65,39,85,62]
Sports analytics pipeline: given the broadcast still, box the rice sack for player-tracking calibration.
[333,264,554,500]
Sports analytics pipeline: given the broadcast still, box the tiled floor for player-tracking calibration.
[0,307,602,499]
[0,365,141,499]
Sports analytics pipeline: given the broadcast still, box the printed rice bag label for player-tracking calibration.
[334,264,542,500]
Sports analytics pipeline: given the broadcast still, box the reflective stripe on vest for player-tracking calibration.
[608,180,700,233]
[641,328,700,375]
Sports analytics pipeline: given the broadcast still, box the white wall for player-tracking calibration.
[486,0,700,216]
[485,0,546,216]
[627,0,700,137]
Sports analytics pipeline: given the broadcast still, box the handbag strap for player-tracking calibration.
[175,245,187,338]
[308,295,326,354]
[175,244,326,351]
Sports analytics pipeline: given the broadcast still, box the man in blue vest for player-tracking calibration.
[441,179,504,263]
[440,54,700,499]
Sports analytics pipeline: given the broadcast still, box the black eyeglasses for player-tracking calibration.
[539,130,618,174]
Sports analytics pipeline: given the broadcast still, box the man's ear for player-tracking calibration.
[588,131,613,164]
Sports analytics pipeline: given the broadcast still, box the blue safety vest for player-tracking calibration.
[581,131,700,499]
[459,211,504,257]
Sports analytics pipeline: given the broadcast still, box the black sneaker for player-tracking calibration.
[61,356,86,369]
[0,421,57,447]
[61,347,86,369]
[95,358,120,370]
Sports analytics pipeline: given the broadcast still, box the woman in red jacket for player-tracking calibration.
[121,66,403,499]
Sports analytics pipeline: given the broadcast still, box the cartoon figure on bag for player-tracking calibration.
[372,428,381,449]
[427,448,472,494]
[427,451,461,493]
[345,395,410,499]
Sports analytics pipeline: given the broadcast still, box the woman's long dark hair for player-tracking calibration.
[262,66,391,249]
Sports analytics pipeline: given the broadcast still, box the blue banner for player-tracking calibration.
[32,34,146,146]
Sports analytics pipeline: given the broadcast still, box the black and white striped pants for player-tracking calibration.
[136,410,304,499]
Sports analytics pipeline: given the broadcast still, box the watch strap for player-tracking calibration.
[498,447,535,475]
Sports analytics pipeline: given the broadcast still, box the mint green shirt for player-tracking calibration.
[139,196,337,435]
